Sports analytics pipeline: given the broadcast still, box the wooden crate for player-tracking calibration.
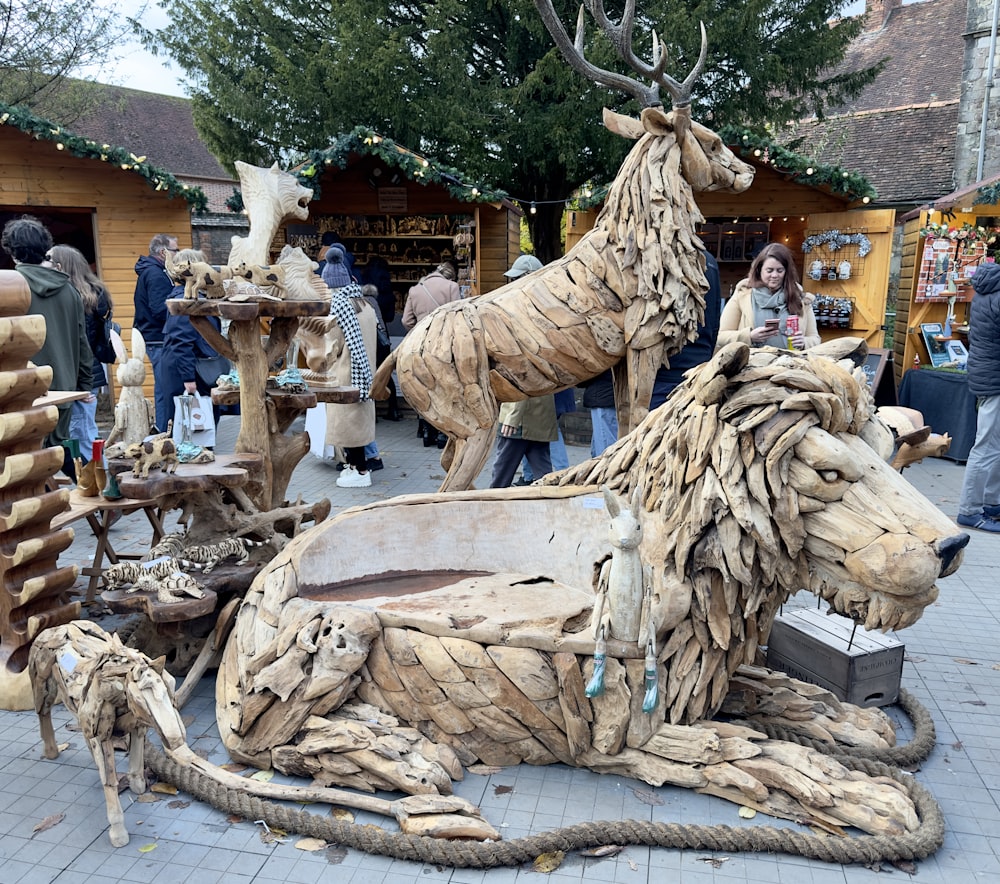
[765,608,904,707]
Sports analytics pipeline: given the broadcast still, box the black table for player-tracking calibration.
[897,368,978,462]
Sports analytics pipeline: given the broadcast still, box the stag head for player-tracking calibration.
[536,0,752,193]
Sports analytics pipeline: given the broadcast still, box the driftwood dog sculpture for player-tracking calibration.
[28,622,189,847]
[30,621,498,844]
[219,339,968,837]
[371,4,754,491]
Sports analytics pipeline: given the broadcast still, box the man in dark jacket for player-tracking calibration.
[2,216,93,478]
[649,251,722,408]
[133,233,178,431]
[957,261,1000,532]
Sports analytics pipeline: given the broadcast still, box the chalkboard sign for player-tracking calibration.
[862,347,897,406]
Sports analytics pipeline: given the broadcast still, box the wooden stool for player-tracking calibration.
[51,491,166,603]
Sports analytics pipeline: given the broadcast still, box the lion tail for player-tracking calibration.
[370,349,398,401]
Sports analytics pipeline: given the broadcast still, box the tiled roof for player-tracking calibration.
[785,0,965,207]
[789,102,958,205]
[66,83,232,181]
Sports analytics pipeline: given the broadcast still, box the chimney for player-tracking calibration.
[864,0,902,32]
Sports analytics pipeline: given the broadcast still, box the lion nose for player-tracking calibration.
[938,532,970,577]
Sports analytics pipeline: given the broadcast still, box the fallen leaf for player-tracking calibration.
[698,856,730,868]
[961,700,987,706]
[167,800,191,810]
[295,837,328,851]
[904,655,925,663]
[631,787,664,806]
[227,814,243,824]
[136,794,160,803]
[57,741,70,753]
[892,859,918,874]
[532,850,565,873]
[32,813,64,835]
[494,785,513,796]
[738,806,756,819]
[467,764,502,776]
[150,782,177,795]
[221,762,248,773]
[627,857,638,871]
[182,714,196,726]
[580,845,623,858]
[138,843,157,853]
[330,807,354,823]
[952,740,964,750]
[954,658,979,665]
[250,769,275,782]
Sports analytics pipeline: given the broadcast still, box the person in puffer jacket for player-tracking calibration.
[956,261,1000,532]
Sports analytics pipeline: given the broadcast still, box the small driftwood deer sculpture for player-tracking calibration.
[371,2,754,491]
[28,622,189,847]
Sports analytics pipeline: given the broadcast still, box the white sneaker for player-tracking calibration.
[336,467,371,488]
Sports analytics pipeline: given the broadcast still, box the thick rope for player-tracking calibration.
[143,687,943,868]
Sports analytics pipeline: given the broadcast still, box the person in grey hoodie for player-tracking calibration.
[2,216,92,479]
[957,260,1000,532]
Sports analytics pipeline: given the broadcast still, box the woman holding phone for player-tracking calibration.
[716,242,820,351]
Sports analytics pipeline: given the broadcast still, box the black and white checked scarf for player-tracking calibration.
[329,281,373,399]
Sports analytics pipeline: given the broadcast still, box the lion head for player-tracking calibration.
[546,339,968,723]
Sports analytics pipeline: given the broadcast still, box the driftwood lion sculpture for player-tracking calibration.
[370,6,754,491]
[217,339,968,837]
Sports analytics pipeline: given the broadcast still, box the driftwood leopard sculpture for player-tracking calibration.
[217,338,968,839]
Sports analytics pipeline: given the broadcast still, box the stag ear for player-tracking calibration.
[640,106,674,136]
[150,655,167,675]
[602,107,646,140]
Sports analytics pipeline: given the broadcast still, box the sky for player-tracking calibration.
[80,3,188,97]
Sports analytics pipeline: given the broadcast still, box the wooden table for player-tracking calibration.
[50,490,165,604]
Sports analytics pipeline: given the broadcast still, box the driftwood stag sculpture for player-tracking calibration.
[371,3,754,491]
[219,340,968,836]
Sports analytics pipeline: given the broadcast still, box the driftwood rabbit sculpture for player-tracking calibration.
[104,328,155,456]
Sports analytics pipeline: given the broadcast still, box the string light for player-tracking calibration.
[530,202,537,214]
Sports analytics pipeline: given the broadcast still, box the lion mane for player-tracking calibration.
[542,339,966,724]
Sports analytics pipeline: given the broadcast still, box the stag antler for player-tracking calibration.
[534,0,707,109]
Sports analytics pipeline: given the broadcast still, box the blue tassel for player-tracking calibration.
[585,637,607,698]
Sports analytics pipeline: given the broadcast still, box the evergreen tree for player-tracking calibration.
[147,0,878,262]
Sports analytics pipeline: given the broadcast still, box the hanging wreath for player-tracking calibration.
[801,230,872,257]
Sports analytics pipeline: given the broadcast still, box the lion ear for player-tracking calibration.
[150,655,167,675]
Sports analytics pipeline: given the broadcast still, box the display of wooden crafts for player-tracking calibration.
[30,620,498,846]
[0,271,81,710]
[371,5,754,491]
[218,338,968,837]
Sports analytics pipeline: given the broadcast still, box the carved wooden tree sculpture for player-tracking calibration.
[371,3,754,491]
[157,164,339,538]
[0,271,80,710]
[218,340,969,837]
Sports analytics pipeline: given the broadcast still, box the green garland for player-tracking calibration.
[718,127,877,203]
[291,127,509,205]
[0,101,209,213]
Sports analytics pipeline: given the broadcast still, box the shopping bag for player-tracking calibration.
[172,393,216,449]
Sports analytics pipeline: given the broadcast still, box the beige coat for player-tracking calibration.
[716,279,821,351]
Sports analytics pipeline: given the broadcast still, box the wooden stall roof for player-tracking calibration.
[1,105,203,400]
